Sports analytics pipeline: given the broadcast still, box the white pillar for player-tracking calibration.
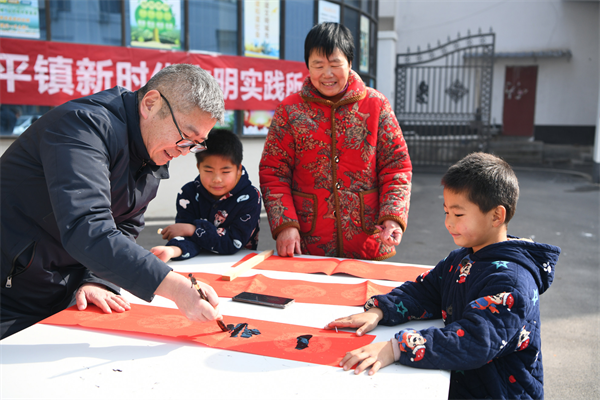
[376,30,398,109]
[594,92,600,183]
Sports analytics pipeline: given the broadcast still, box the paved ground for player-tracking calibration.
[138,166,600,400]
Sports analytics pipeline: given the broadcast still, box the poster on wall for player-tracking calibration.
[0,0,40,39]
[318,0,340,24]
[216,110,237,131]
[244,0,280,59]
[243,110,274,135]
[129,0,182,50]
[359,16,369,73]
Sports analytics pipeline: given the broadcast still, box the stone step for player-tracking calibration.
[488,139,544,164]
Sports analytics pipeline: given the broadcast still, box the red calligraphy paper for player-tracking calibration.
[40,304,375,367]
[177,272,396,306]
[229,254,429,282]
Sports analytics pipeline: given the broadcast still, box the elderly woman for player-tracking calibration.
[259,22,412,261]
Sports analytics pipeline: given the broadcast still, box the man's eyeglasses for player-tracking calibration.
[159,93,207,153]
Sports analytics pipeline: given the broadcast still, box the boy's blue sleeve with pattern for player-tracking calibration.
[371,258,446,326]
[169,185,262,257]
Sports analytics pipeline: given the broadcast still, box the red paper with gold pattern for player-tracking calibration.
[177,272,395,306]
[40,304,375,367]
[228,254,428,282]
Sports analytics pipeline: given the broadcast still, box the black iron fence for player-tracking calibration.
[395,29,495,165]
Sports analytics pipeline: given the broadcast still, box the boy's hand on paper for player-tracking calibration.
[76,283,131,314]
[276,227,302,257]
[376,220,403,247]
[340,341,395,376]
[160,223,195,240]
[324,308,383,336]
[150,245,182,262]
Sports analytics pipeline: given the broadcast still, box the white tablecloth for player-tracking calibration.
[0,250,450,400]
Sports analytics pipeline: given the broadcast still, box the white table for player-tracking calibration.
[0,250,450,400]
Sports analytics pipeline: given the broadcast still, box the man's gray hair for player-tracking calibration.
[138,63,225,123]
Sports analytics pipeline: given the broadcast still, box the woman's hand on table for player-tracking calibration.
[376,220,403,247]
[155,271,223,323]
[276,227,302,257]
[324,308,383,336]
[340,340,395,376]
[76,283,131,313]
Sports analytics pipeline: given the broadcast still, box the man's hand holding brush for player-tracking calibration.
[154,271,225,327]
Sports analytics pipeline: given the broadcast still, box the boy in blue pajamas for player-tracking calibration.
[151,129,260,262]
[327,152,560,399]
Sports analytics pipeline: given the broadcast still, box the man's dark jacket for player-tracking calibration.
[1,87,172,337]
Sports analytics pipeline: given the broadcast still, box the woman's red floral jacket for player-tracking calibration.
[259,70,412,261]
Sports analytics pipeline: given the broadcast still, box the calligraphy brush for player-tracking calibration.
[188,273,230,332]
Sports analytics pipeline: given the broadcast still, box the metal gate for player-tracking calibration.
[395,29,495,165]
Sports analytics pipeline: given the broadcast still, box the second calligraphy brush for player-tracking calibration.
[188,273,230,332]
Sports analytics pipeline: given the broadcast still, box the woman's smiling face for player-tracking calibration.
[308,47,351,102]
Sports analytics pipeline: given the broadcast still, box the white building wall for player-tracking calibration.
[377,0,599,127]
[376,31,398,109]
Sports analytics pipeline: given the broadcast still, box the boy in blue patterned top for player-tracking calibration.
[151,129,260,262]
[326,152,560,399]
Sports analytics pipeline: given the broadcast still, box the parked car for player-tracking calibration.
[11,114,42,135]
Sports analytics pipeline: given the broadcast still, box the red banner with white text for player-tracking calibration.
[0,38,308,110]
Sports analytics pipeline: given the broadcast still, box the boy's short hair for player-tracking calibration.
[304,22,354,68]
[195,128,243,166]
[441,152,519,223]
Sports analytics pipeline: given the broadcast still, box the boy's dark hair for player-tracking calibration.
[441,152,519,223]
[304,22,354,68]
[195,128,243,166]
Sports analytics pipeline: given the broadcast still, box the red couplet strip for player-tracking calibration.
[228,254,429,282]
[178,272,396,306]
[39,304,375,367]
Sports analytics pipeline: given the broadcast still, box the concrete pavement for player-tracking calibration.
[138,166,600,400]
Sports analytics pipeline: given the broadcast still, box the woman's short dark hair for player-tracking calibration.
[441,152,520,223]
[195,128,243,166]
[304,22,354,67]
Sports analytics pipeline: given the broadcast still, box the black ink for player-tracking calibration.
[230,323,247,337]
[241,328,261,338]
[228,322,261,338]
[295,335,313,350]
